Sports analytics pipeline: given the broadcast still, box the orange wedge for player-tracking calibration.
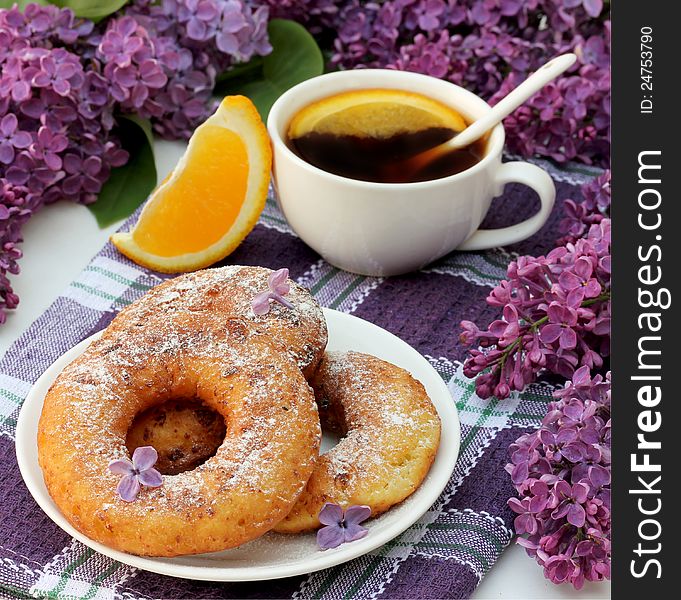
[112,96,272,273]
[288,89,467,140]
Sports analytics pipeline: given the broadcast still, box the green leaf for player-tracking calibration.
[88,115,157,228]
[0,0,121,14]
[1,0,48,8]
[215,57,264,84]
[47,0,129,20]
[216,19,324,120]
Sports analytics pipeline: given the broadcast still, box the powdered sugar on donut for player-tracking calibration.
[275,350,441,533]
[37,265,323,555]
[106,266,326,375]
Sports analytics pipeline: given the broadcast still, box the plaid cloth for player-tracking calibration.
[0,158,601,600]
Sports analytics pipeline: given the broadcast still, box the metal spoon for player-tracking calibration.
[393,53,577,179]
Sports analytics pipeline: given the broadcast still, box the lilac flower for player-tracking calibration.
[97,16,145,68]
[551,481,589,527]
[62,153,107,197]
[106,60,168,108]
[251,268,294,315]
[574,0,604,18]
[393,31,453,79]
[52,7,94,44]
[540,303,578,350]
[324,0,610,166]
[489,305,521,346]
[32,51,83,96]
[0,7,128,322]
[508,480,548,534]
[182,0,219,42]
[108,446,163,502]
[215,2,249,55]
[31,126,69,171]
[0,114,32,165]
[118,0,271,138]
[1,0,272,322]
[559,171,611,245]
[506,368,611,588]
[544,554,581,587]
[317,502,371,550]
[560,261,602,306]
[411,0,447,31]
[261,0,340,34]
[460,210,610,400]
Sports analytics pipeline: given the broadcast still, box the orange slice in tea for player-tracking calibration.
[112,96,271,273]
[288,89,467,140]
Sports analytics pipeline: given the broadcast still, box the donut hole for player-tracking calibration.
[318,395,347,454]
[320,429,343,454]
[125,398,226,475]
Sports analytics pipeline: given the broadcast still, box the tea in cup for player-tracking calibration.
[267,69,555,277]
[285,89,486,184]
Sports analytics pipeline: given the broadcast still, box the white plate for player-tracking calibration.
[16,308,460,581]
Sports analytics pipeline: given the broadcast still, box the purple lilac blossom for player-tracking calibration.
[121,0,271,139]
[317,502,372,550]
[290,0,610,167]
[251,267,294,315]
[108,445,163,502]
[558,170,611,244]
[506,366,610,588]
[0,1,271,322]
[260,0,340,34]
[0,4,126,321]
[460,218,610,400]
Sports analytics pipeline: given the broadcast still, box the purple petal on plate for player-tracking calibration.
[251,290,272,315]
[272,280,291,296]
[318,502,344,526]
[132,445,158,471]
[317,524,344,550]
[117,474,140,502]
[108,458,134,475]
[343,522,369,543]
[344,504,371,526]
[137,467,163,488]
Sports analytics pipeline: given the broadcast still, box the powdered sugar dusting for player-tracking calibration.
[316,351,439,489]
[41,266,324,547]
[108,265,326,373]
[51,325,320,521]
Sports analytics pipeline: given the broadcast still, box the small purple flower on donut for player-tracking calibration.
[251,268,294,315]
[317,502,371,550]
[108,446,163,502]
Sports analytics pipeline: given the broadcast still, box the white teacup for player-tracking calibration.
[267,69,555,277]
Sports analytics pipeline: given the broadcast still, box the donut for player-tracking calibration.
[126,399,226,476]
[38,315,321,556]
[274,351,441,533]
[103,266,327,378]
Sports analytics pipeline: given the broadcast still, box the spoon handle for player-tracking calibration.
[449,53,577,150]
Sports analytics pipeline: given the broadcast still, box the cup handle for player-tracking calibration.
[457,161,556,251]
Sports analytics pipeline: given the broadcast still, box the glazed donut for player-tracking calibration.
[38,316,321,556]
[274,351,441,533]
[104,266,327,378]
